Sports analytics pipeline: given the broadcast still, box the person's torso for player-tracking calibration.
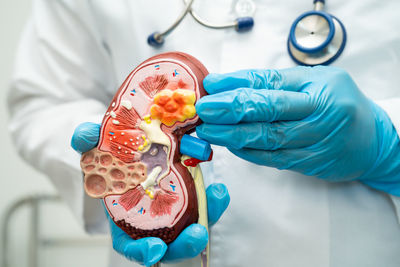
[88,1,400,266]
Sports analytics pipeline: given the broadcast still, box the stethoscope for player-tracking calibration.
[147,0,347,66]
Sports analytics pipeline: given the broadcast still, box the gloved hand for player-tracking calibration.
[196,66,400,196]
[72,122,230,266]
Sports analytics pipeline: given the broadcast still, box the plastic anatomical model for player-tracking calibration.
[79,52,212,266]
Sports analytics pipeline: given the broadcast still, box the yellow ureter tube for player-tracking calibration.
[188,165,209,267]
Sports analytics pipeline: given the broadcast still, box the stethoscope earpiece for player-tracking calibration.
[235,17,254,32]
[147,0,346,65]
[147,32,164,47]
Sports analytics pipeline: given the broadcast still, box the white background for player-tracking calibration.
[0,1,110,266]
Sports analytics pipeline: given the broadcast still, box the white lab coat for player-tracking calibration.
[7,0,400,266]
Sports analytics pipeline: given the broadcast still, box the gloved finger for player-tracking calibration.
[228,147,305,171]
[203,66,312,94]
[197,119,326,150]
[162,224,208,263]
[71,122,101,153]
[206,183,230,226]
[228,146,344,180]
[110,218,167,266]
[196,88,313,124]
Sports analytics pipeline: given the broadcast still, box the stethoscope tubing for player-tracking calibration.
[154,0,194,42]
[188,8,236,29]
[148,0,253,46]
[148,0,346,66]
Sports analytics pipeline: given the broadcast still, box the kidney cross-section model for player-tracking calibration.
[80,52,211,245]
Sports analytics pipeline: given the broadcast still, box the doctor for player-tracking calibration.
[8,0,400,267]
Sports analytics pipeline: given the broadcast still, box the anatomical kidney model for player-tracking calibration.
[80,52,212,266]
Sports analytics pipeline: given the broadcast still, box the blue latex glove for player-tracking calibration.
[71,123,230,266]
[196,66,400,196]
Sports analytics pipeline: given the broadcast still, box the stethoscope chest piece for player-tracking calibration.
[287,1,346,66]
